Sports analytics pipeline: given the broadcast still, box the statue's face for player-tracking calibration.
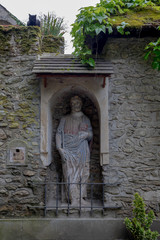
[70,98,82,112]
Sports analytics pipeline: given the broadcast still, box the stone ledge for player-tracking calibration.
[0,218,127,240]
[0,218,159,240]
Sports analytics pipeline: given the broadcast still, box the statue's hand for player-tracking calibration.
[79,131,88,140]
[57,148,67,162]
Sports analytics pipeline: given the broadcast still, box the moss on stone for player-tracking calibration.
[0,94,7,100]
[13,26,41,54]
[7,113,15,122]
[0,26,11,53]
[0,110,7,116]
[3,102,13,110]
[0,123,8,127]
[22,124,28,129]
[7,116,15,122]
[0,26,64,55]
[9,122,19,129]
[15,108,37,123]
[110,6,160,28]
[0,26,41,55]
[19,102,31,109]
[41,35,64,53]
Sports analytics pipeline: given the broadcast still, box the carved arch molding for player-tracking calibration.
[40,76,109,167]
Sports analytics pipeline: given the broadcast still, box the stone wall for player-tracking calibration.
[0,27,160,219]
[0,26,64,216]
[103,37,160,218]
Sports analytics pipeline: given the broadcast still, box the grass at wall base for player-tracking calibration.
[124,193,159,240]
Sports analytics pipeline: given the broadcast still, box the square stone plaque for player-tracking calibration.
[10,147,25,164]
[7,140,27,166]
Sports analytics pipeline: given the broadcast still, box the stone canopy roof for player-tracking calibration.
[32,54,113,76]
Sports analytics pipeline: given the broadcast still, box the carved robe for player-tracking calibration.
[56,113,93,203]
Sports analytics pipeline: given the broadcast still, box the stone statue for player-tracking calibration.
[56,96,93,205]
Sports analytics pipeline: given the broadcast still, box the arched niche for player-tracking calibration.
[47,88,102,201]
[40,75,109,168]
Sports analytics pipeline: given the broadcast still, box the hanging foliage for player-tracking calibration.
[145,26,160,71]
[71,0,160,69]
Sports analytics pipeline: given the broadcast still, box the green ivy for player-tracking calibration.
[144,26,160,71]
[71,0,160,68]
[124,193,159,240]
[71,5,109,67]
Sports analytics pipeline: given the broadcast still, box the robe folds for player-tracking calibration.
[56,113,93,202]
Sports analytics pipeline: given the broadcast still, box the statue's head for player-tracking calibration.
[70,96,82,112]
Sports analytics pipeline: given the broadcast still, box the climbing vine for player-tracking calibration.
[71,0,160,68]
[144,26,160,70]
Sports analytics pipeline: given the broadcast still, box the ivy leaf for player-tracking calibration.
[144,51,151,60]
[153,50,160,56]
[121,21,128,27]
[94,6,106,15]
[96,15,106,23]
[116,4,124,14]
[101,25,107,33]
[126,2,134,8]
[125,31,130,35]
[81,58,95,67]
[107,25,113,34]
[88,58,95,67]
[84,49,92,55]
[117,26,124,35]
[95,27,103,35]
[152,61,160,70]
[86,25,96,33]
[95,25,106,35]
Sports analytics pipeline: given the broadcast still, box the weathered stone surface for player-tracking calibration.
[5,178,13,183]
[0,141,4,146]
[23,170,36,177]
[12,189,30,197]
[104,37,160,217]
[0,31,159,219]
[0,123,8,127]
[11,170,21,176]
[0,189,8,197]
[1,70,13,76]
[19,197,39,204]
[5,184,18,190]
[0,205,14,213]
[0,178,6,185]
[31,142,39,146]
[0,27,51,215]
[9,122,19,129]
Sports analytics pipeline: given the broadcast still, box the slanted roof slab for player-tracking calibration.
[32,54,113,75]
[0,4,24,26]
